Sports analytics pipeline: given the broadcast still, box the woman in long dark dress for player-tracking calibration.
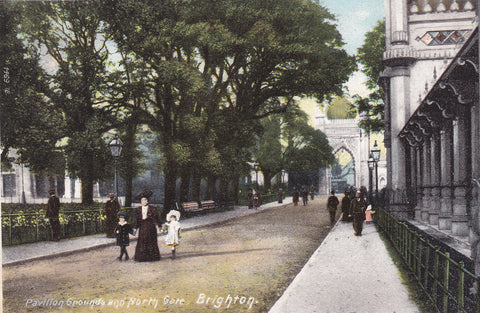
[134,195,161,262]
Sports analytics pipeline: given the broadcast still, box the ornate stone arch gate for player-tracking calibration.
[315,113,372,195]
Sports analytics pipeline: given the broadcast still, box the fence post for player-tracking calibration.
[457,261,464,313]
[443,252,450,313]
[9,215,12,246]
[424,243,430,289]
[433,247,440,308]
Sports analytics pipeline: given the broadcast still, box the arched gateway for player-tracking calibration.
[314,110,386,195]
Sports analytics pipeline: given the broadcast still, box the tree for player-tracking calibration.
[0,3,65,178]
[326,96,356,119]
[19,1,118,203]
[353,20,385,133]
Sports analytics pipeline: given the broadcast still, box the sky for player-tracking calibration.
[302,0,385,121]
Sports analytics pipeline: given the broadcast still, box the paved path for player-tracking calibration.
[2,198,420,313]
[2,199,290,265]
[269,220,420,313]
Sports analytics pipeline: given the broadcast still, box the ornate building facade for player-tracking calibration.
[382,0,480,268]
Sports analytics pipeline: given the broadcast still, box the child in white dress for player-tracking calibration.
[163,210,181,259]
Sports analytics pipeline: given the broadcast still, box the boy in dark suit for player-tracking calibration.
[115,212,135,261]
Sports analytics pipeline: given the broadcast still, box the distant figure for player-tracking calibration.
[253,190,261,209]
[45,189,60,241]
[278,188,283,204]
[134,190,161,262]
[301,187,308,206]
[115,212,134,261]
[104,193,120,238]
[310,185,315,200]
[326,190,339,225]
[341,190,352,222]
[349,191,367,236]
[247,188,254,209]
[163,210,181,259]
[292,188,299,206]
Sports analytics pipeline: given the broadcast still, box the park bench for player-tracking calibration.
[200,200,217,211]
[181,201,203,213]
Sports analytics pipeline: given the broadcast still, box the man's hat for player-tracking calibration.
[108,193,116,198]
[48,189,56,195]
[135,190,153,200]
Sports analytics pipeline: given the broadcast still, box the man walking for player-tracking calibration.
[349,190,367,236]
[104,193,121,238]
[45,189,61,241]
[326,190,339,225]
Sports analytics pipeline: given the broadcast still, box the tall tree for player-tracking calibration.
[0,3,65,178]
[353,20,385,133]
[20,1,117,203]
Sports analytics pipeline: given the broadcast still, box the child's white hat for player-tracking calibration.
[166,210,181,221]
[366,205,372,211]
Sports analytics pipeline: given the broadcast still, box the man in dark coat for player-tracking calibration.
[134,190,162,262]
[301,187,308,206]
[341,189,352,222]
[45,189,60,241]
[278,188,283,203]
[327,190,340,225]
[104,193,120,238]
[292,188,299,206]
[349,191,367,236]
[247,188,254,209]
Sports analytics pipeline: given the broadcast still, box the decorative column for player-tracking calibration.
[422,136,432,222]
[452,113,471,237]
[439,122,453,231]
[429,132,441,226]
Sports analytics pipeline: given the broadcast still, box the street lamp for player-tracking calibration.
[371,140,381,204]
[109,134,123,200]
[367,153,375,205]
[254,163,260,190]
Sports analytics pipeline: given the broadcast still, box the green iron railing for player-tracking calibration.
[375,207,480,313]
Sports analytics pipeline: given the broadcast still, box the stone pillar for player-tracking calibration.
[388,67,411,218]
[64,176,72,199]
[422,137,431,222]
[429,132,441,226]
[452,115,470,236]
[439,123,453,231]
[74,179,81,200]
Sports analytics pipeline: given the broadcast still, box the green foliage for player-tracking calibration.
[326,96,356,119]
[353,20,385,133]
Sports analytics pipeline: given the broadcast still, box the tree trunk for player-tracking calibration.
[192,170,201,202]
[163,134,177,219]
[123,122,138,207]
[180,171,191,203]
[232,175,240,204]
[206,175,216,200]
[81,151,95,204]
[263,170,273,194]
[219,178,228,202]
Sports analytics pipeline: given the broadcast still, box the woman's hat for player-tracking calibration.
[166,210,181,221]
[135,189,153,200]
[108,193,116,198]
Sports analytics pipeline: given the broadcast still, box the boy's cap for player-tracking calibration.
[118,212,127,218]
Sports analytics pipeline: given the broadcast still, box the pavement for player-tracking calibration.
[2,198,420,313]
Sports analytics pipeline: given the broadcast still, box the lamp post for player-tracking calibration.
[254,163,260,190]
[371,140,381,204]
[367,153,375,205]
[109,134,123,200]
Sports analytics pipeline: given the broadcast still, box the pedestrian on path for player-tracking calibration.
[104,193,120,238]
[115,212,134,261]
[247,188,254,209]
[134,190,162,262]
[253,190,261,209]
[326,190,339,225]
[365,205,375,224]
[310,184,315,200]
[301,187,308,206]
[349,190,367,236]
[163,210,181,259]
[341,189,352,222]
[278,188,283,204]
[45,189,61,241]
[292,188,299,206]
